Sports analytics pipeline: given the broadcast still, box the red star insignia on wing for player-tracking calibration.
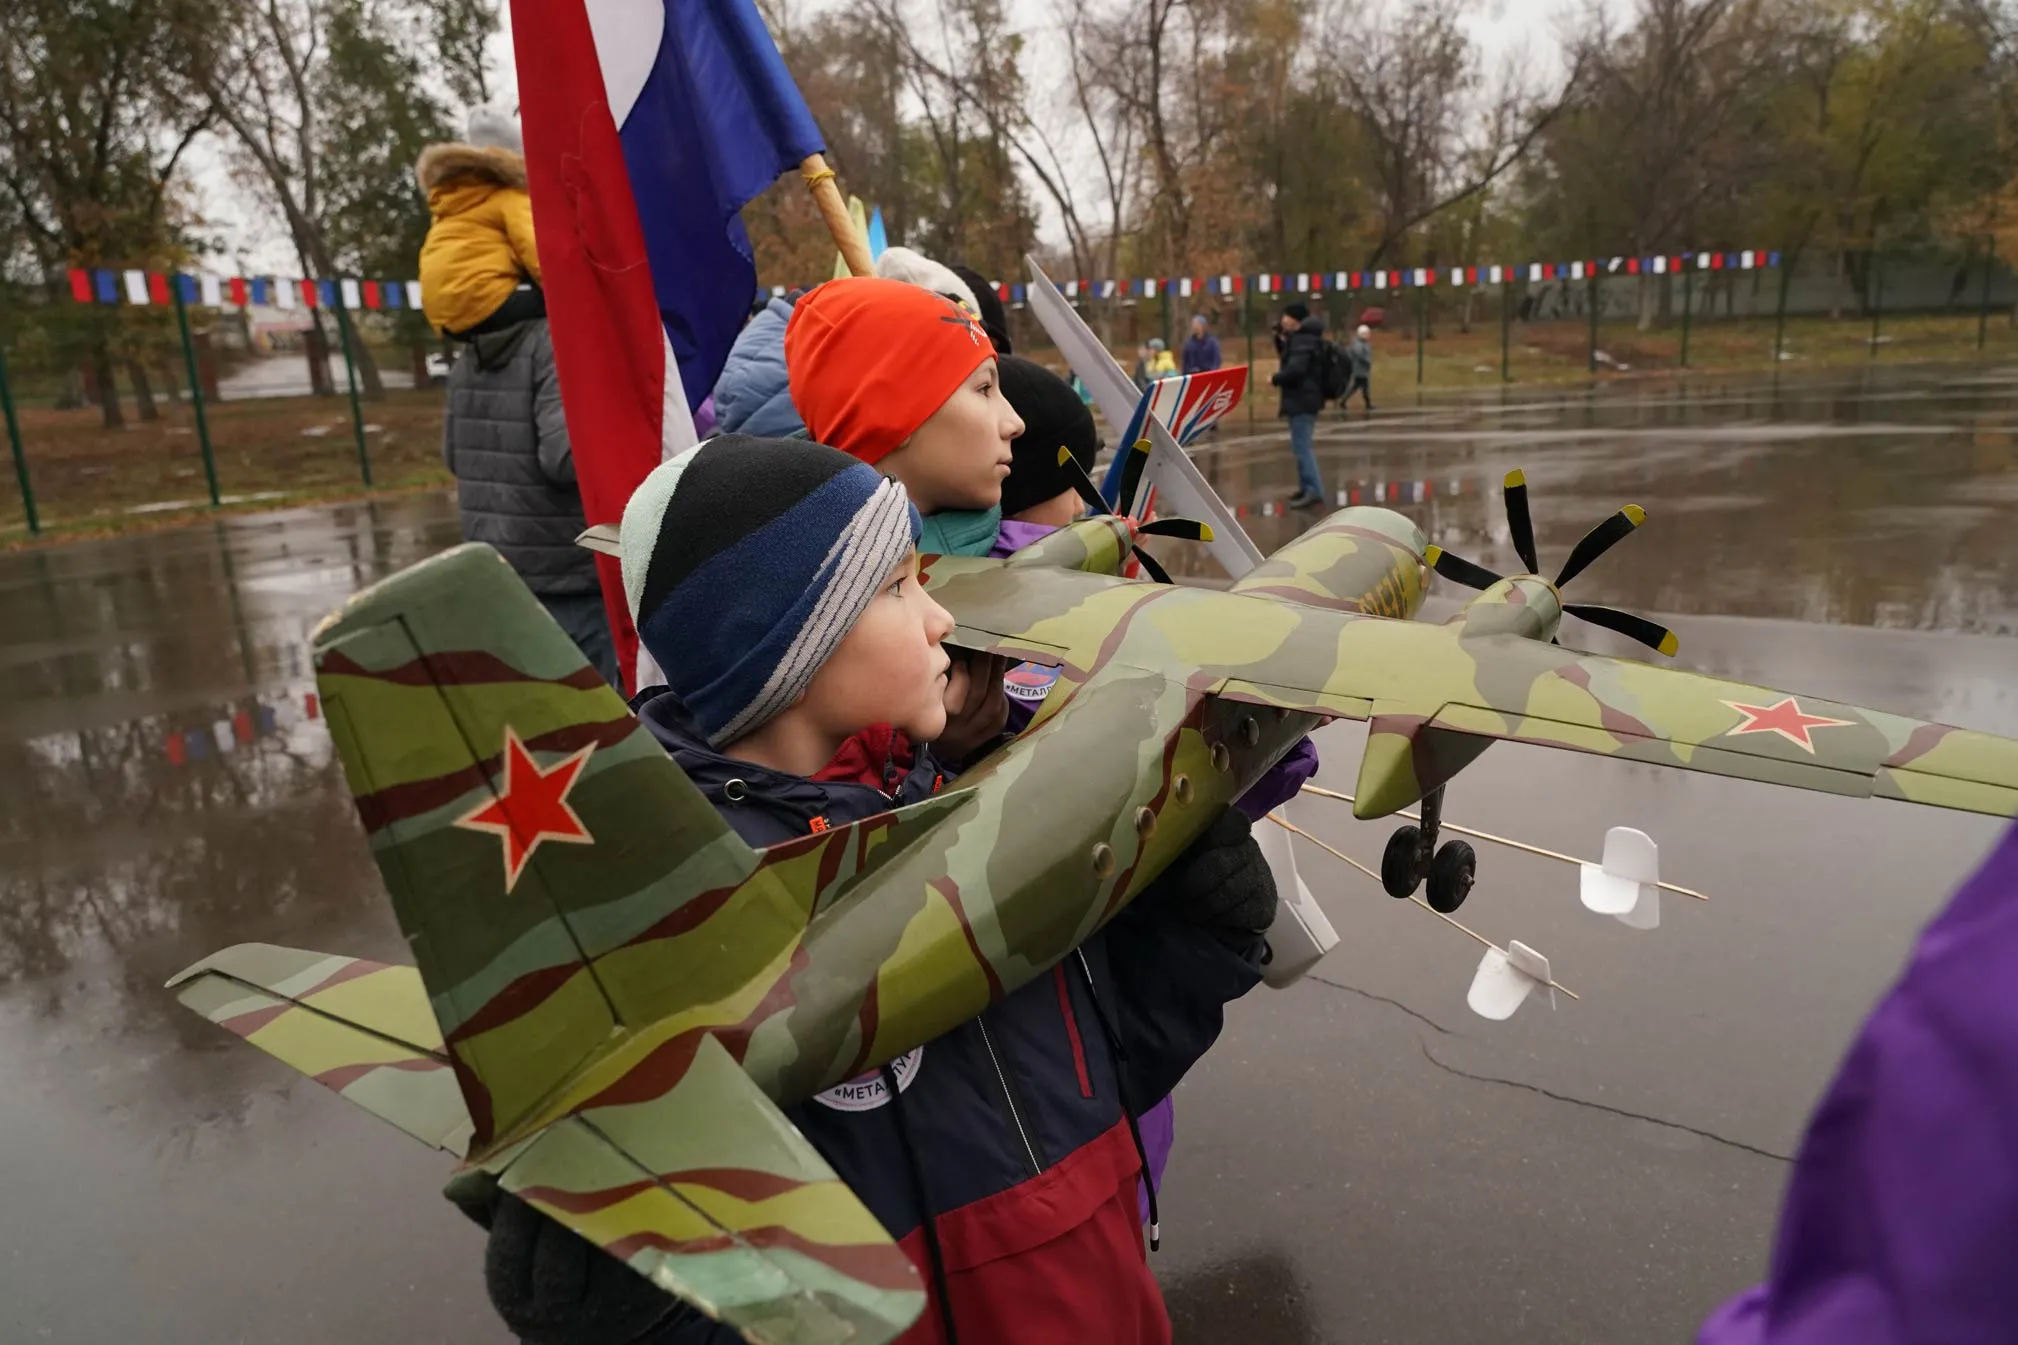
[454,728,595,891]
[1719,697,1856,753]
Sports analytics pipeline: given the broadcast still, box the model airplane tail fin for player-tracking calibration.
[310,543,774,1151]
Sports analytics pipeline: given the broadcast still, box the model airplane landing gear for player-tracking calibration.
[1379,787,1477,913]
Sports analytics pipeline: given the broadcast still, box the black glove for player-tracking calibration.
[1150,808,1278,941]
[486,1191,694,1345]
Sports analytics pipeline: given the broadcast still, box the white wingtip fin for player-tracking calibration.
[1254,818,1340,988]
[1467,940,1557,1020]
[1580,826,1661,929]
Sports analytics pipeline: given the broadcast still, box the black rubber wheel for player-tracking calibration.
[1381,825,1422,898]
[1426,840,1477,913]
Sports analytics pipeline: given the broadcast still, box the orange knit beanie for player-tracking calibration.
[785,277,995,464]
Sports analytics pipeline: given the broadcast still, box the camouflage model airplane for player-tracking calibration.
[173,464,2017,1344]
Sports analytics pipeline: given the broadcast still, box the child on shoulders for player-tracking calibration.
[416,105,545,340]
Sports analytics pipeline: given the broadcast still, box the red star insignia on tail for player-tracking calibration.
[455,728,595,891]
[1719,697,1856,753]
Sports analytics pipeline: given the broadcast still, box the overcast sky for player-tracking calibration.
[193,0,1594,277]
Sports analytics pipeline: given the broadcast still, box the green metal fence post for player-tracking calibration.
[1587,271,1600,373]
[1501,276,1512,382]
[1978,236,1994,352]
[331,286,374,485]
[0,338,37,535]
[1869,248,1885,359]
[1773,252,1793,367]
[1415,284,1425,385]
[1243,282,1255,424]
[171,277,221,507]
[1680,264,1695,369]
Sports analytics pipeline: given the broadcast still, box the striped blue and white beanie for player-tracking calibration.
[620,435,922,746]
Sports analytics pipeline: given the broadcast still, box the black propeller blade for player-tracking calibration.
[1563,604,1679,656]
[1554,505,1646,588]
[1132,549,1174,584]
[1136,518,1215,542]
[1115,439,1151,516]
[1058,449,1110,515]
[1053,447,1210,584]
[1503,469,1539,575]
[1423,544,1503,592]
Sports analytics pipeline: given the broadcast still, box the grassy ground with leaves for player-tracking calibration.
[6,311,2018,545]
[1275,312,2018,392]
[1,387,450,543]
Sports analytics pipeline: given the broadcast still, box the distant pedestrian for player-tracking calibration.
[1181,314,1222,374]
[1345,323,1374,412]
[1271,303,1328,508]
[1146,338,1176,380]
[1132,340,1154,391]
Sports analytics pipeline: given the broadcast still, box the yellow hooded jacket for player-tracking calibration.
[415,143,541,335]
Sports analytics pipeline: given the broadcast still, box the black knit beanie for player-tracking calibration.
[998,356,1100,518]
[1284,302,1311,322]
[950,264,1012,354]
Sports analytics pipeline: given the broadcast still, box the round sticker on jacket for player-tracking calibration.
[1003,662,1061,705]
[810,1047,924,1112]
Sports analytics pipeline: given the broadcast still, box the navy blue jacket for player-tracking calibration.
[628,689,1265,1344]
[1180,331,1221,374]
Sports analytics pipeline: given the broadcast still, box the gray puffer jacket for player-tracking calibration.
[441,318,597,596]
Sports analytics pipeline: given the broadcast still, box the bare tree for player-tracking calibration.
[1533,0,1794,324]
[0,0,209,425]
[172,0,386,397]
[1328,0,1580,269]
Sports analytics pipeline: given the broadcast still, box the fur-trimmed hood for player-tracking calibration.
[416,142,527,194]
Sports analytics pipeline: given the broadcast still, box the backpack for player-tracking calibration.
[1319,338,1351,402]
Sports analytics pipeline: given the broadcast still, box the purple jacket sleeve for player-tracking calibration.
[1233,737,1320,821]
[1698,819,2018,1345]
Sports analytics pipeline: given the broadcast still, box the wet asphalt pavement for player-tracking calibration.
[3,365,2015,1344]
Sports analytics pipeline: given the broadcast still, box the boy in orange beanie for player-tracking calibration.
[786,277,1024,557]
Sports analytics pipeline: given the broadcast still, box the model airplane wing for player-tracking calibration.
[501,1035,923,1345]
[169,944,474,1153]
[1224,614,2018,818]
[924,556,2016,817]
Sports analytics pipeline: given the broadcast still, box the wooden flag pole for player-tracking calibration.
[801,155,875,278]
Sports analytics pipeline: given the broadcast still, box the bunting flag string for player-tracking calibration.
[59,248,1780,316]
[59,266,426,314]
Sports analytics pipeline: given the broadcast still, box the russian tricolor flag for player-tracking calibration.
[514,0,827,689]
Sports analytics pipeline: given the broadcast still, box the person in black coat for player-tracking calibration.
[440,318,619,687]
[1270,304,1328,508]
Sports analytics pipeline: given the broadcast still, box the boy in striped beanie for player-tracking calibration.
[489,440,1279,1345]
[618,434,954,770]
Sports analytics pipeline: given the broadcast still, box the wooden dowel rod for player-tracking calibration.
[1267,813,1582,1001]
[801,154,875,278]
[1297,784,1708,901]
